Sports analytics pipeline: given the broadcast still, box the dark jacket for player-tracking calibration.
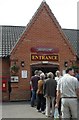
[31,75,40,91]
[44,78,57,97]
[75,74,79,81]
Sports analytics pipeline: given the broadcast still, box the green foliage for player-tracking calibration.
[10,64,19,73]
[71,65,79,70]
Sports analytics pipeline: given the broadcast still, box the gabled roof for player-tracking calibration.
[0,1,79,58]
[63,29,78,54]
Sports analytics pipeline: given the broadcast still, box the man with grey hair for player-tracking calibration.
[44,72,57,118]
[55,67,79,119]
[55,70,62,84]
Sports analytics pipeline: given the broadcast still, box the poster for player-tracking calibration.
[22,70,27,78]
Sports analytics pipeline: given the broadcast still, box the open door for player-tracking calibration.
[30,62,59,77]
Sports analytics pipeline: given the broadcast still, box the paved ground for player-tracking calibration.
[2,101,47,119]
[1,100,79,120]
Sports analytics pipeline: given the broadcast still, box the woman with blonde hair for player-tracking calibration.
[36,73,46,113]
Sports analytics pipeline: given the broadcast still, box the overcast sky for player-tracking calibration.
[0,0,79,29]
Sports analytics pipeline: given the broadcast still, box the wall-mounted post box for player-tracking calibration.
[2,80,7,92]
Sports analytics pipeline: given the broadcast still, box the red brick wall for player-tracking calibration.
[1,58,10,101]
[2,57,10,76]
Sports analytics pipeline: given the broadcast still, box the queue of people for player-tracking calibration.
[30,68,79,119]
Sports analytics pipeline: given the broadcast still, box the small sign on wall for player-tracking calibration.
[11,76,19,82]
[21,70,27,78]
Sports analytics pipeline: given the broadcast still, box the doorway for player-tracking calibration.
[30,63,59,77]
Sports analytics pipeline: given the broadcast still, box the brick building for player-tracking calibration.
[1,1,79,101]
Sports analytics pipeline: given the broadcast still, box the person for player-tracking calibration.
[75,70,79,81]
[38,70,43,76]
[55,70,62,116]
[55,70,62,84]
[77,78,79,119]
[8,79,12,100]
[36,73,46,113]
[30,70,40,107]
[75,70,79,118]
[55,67,79,119]
[43,72,57,118]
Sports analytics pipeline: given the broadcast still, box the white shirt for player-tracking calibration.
[57,74,78,98]
[55,76,62,85]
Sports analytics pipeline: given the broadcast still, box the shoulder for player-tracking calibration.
[70,76,78,85]
[31,76,34,80]
[71,76,77,81]
[45,78,50,83]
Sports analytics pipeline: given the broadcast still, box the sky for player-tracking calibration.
[0,0,79,29]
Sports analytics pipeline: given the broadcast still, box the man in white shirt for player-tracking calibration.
[55,68,79,119]
[55,70,62,115]
[55,70,62,84]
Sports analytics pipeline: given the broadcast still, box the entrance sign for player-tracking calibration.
[31,54,59,61]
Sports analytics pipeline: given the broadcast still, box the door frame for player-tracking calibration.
[30,62,59,76]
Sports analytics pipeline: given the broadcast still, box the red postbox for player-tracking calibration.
[2,80,7,92]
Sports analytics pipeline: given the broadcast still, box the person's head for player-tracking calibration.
[66,67,74,76]
[34,70,39,75]
[47,72,54,79]
[40,73,45,80]
[55,70,61,77]
[38,70,43,76]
